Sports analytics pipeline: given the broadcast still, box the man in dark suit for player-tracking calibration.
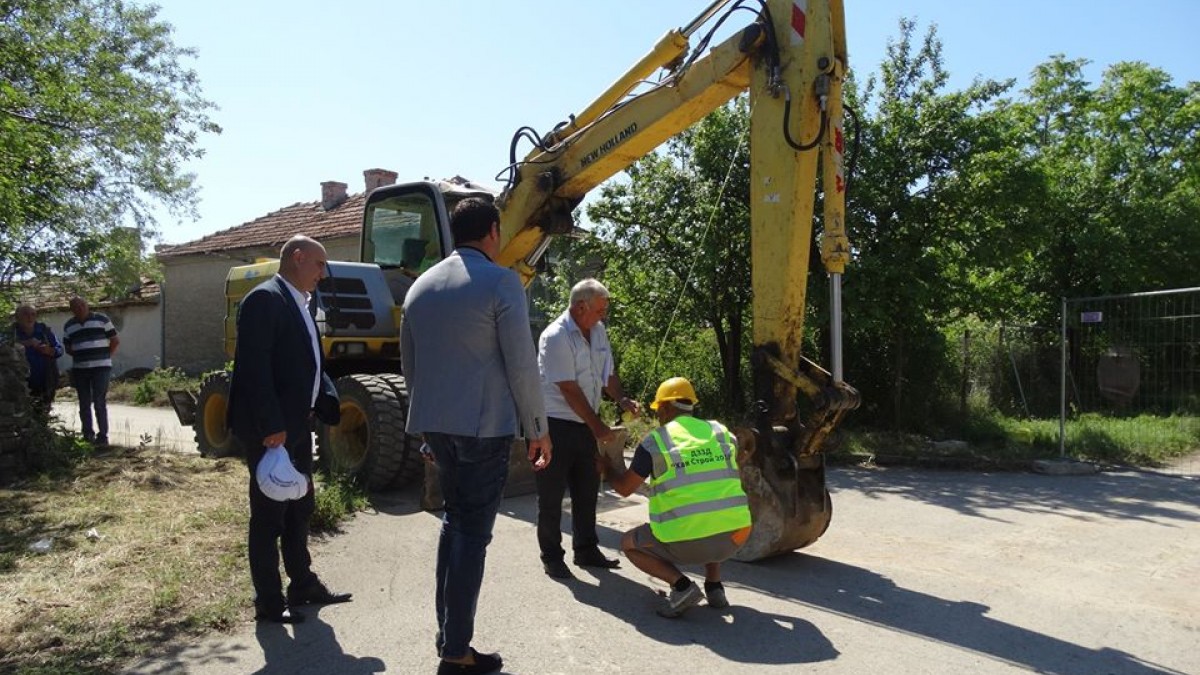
[228,234,351,624]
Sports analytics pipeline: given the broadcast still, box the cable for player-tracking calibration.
[742,0,826,153]
[678,1,766,75]
[783,94,827,151]
[640,99,755,403]
[844,103,861,196]
[503,126,555,189]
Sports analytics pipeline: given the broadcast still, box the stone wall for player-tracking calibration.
[0,345,32,478]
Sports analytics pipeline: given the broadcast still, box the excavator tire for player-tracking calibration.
[316,373,409,492]
[372,373,425,489]
[194,371,238,458]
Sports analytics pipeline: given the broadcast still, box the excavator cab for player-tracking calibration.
[361,182,452,306]
[311,176,540,496]
[360,178,496,306]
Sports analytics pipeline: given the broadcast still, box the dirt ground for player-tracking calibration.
[124,463,1200,675]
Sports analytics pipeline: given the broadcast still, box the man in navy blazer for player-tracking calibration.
[228,235,350,624]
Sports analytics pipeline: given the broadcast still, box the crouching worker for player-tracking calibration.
[600,377,751,618]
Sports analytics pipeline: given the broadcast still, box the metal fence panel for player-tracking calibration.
[1060,288,1200,476]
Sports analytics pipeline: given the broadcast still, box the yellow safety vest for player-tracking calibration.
[645,416,751,543]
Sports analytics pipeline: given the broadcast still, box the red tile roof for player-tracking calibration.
[17,277,160,313]
[157,192,365,258]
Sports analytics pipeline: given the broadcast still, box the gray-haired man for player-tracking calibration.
[535,278,640,579]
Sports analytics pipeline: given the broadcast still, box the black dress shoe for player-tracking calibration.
[287,581,352,606]
[542,559,573,579]
[255,608,305,624]
[437,648,502,675]
[574,550,620,569]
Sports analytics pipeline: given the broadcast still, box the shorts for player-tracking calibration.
[629,524,751,567]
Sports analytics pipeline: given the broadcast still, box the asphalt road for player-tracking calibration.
[51,401,198,454]
[118,459,1199,675]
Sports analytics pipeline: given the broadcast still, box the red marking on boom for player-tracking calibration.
[792,4,806,39]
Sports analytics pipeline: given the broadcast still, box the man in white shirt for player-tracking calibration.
[536,278,640,579]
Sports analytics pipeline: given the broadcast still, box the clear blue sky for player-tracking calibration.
[150,0,1200,246]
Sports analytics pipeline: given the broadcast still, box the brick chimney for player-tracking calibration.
[363,168,398,193]
[321,181,348,211]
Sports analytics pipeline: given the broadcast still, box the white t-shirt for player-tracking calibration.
[537,310,613,423]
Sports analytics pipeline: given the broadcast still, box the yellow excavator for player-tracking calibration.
[179,0,856,560]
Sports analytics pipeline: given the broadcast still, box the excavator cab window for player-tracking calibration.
[361,187,446,274]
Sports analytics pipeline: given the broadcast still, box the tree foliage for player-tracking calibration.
[844,19,1031,428]
[580,100,753,416]
[0,0,219,306]
[1009,56,1200,321]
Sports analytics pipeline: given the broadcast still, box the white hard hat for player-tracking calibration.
[255,445,309,501]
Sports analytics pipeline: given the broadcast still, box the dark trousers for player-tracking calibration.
[245,438,317,613]
[535,417,601,561]
[427,433,511,660]
[71,366,110,440]
[27,379,56,414]
[27,371,57,408]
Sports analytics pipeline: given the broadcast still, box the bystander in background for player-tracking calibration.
[8,304,63,410]
[62,297,119,445]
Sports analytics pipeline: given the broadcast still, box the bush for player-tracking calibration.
[19,414,93,480]
[106,367,199,407]
[310,471,369,533]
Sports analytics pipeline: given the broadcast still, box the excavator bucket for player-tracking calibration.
[731,428,832,561]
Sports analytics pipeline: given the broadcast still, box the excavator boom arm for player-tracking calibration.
[494,0,857,558]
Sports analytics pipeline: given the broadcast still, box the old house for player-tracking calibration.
[156,168,399,374]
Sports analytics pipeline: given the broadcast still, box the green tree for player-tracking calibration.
[0,0,218,305]
[583,99,752,416]
[1012,56,1200,319]
[845,19,1029,429]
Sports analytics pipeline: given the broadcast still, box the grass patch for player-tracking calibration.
[831,410,1200,469]
[0,439,371,673]
[1060,413,1200,466]
[0,445,250,673]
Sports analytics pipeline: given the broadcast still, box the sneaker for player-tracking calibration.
[656,581,703,618]
[705,584,729,608]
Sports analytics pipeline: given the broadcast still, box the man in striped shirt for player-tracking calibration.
[63,296,120,445]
